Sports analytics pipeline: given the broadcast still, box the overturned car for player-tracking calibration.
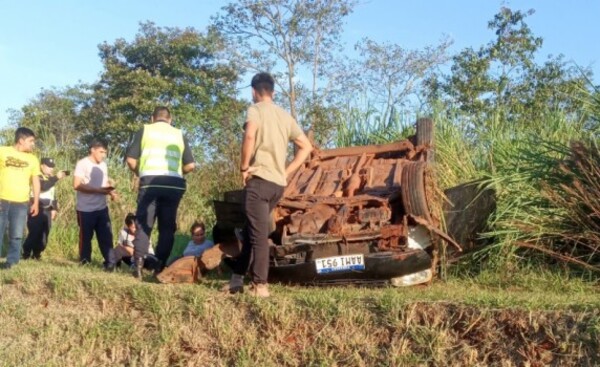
[211,118,490,286]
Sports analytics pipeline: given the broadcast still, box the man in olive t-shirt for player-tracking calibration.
[224,72,313,297]
[0,127,41,269]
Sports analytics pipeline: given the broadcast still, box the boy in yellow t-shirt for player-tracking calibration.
[0,127,41,269]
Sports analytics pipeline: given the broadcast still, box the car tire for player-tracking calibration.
[416,117,433,146]
[416,117,434,162]
[401,161,432,222]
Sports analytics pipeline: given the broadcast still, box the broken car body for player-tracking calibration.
[213,118,489,286]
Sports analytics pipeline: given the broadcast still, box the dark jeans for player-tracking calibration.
[133,187,184,265]
[23,204,52,259]
[0,199,29,266]
[77,207,114,266]
[233,177,284,284]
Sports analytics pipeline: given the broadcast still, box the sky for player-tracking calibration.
[0,0,599,126]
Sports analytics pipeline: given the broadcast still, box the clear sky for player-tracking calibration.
[1,0,599,126]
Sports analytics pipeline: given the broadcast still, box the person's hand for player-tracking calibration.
[56,171,66,179]
[30,203,39,217]
[51,210,57,220]
[242,167,258,186]
[109,190,119,202]
[99,186,115,195]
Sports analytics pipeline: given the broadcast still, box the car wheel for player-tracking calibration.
[401,161,432,222]
[416,117,434,162]
[416,117,433,146]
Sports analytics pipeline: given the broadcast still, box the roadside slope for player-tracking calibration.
[1,261,598,366]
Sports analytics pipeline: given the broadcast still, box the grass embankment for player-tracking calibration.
[1,260,599,366]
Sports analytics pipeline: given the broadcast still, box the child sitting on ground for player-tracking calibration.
[110,213,153,266]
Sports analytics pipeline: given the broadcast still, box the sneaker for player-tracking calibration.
[1,262,13,270]
[249,282,270,298]
[221,273,244,294]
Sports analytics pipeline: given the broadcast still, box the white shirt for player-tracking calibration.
[74,157,109,212]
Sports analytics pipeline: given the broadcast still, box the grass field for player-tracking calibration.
[1,259,599,366]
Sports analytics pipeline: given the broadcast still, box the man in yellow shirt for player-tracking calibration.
[0,127,41,269]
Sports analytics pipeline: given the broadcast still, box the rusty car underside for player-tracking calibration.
[210,118,463,285]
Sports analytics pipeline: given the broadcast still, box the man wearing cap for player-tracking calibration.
[125,106,196,278]
[223,72,313,297]
[22,157,68,260]
[0,127,41,269]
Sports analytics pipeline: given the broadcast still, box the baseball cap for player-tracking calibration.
[41,158,56,168]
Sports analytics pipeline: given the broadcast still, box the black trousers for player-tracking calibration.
[77,207,114,266]
[22,205,52,259]
[133,186,184,265]
[233,177,284,284]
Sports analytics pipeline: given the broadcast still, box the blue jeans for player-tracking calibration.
[0,199,29,266]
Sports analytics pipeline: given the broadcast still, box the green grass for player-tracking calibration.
[1,260,599,366]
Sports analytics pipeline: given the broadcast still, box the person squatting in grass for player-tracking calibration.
[0,127,41,269]
[73,138,118,271]
[166,220,214,266]
[126,106,195,278]
[109,212,155,268]
[22,157,68,260]
[223,72,313,298]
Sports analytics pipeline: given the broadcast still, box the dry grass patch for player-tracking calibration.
[0,260,599,366]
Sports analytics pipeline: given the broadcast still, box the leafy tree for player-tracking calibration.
[88,22,245,154]
[431,7,590,124]
[211,0,356,140]
[6,86,91,153]
[341,37,452,125]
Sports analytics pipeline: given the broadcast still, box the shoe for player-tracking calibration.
[104,263,116,272]
[133,257,144,279]
[249,282,270,298]
[221,274,244,294]
[1,262,13,270]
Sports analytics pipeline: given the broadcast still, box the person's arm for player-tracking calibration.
[30,175,40,216]
[181,136,195,174]
[40,175,59,192]
[241,120,259,184]
[73,176,113,195]
[126,157,138,174]
[285,133,313,177]
[125,129,143,174]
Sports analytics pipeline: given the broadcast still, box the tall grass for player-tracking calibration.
[335,92,600,275]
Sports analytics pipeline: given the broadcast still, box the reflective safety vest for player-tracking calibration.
[138,122,185,178]
[40,185,55,201]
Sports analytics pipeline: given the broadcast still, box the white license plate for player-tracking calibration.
[315,254,365,274]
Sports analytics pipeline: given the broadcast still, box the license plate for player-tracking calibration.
[315,254,365,274]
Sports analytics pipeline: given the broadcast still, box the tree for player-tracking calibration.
[88,22,245,153]
[343,37,452,125]
[433,7,590,124]
[211,0,356,132]
[6,86,91,152]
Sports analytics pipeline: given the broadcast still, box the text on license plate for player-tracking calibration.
[315,254,365,274]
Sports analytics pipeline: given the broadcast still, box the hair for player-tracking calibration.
[124,213,136,226]
[14,127,35,144]
[89,137,108,150]
[152,106,171,122]
[190,221,205,234]
[251,72,275,96]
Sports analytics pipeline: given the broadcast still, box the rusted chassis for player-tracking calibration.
[214,118,443,285]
